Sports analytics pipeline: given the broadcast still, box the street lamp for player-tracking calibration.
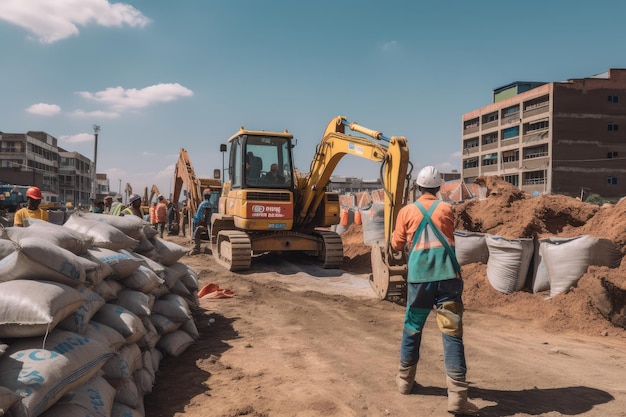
[220,144,227,184]
[91,124,100,201]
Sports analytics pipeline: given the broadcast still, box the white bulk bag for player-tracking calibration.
[0,280,86,338]
[91,303,147,345]
[486,236,534,294]
[38,375,116,417]
[6,220,94,255]
[0,237,86,287]
[530,238,550,294]
[64,214,138,251]
[361,202,385,245]
[0,330,113,417]
[58,286,106,334]
[454,231,489,265]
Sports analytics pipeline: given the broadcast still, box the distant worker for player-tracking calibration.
[103,195,114,214]
[92,200,105,213]
[13,186,48,227]
[262,163,285,184]
[121,193,143,218]
[155,195,168,238]
[149,202,158,229]
[110,195,124,216]
[192,188,217,254]
[181,202,189,237]
[391,166,478,416]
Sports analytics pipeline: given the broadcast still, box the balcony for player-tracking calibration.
[523,102,549,118]
[481,120,498,130]
[502,160,520,170]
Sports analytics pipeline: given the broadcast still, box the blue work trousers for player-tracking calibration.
[399,278,468,381]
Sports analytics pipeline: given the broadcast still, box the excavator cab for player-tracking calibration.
[228,130,294,189]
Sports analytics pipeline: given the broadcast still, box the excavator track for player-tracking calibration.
[213,230,252,271]
[313,229,344,269]
[369,245,406,300]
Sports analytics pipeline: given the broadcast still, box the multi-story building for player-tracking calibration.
[0,131,59,194]
[58,148,95,207]
[461,68,626,199]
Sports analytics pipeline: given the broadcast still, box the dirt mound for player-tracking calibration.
[340,176,626,338]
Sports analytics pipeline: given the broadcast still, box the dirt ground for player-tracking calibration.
[144,178,626,417]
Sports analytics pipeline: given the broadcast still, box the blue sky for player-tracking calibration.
[1,0,625,198]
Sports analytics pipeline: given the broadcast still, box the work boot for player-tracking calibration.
[395,364,417,394]
[446,376,479,416]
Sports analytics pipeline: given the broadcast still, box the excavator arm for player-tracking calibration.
[295,116,412,299]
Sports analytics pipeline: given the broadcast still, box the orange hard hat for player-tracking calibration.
[26,186,43,200]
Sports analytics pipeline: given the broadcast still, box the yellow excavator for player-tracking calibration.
[140,184,162,217]
[210,115,412,299]
[171,148,222,236]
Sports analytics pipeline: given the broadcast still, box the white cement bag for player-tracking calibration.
[79,252,114,287]
[108,279,125,294]
[122,265,165,294]
[102,343,142,380]
[134,367,153,395]
[170,279,192,298]
[139,316,160,350]
[130,251,166,278]
[150,347,164,372]
[0,280,86,338]
[156,329,195,357]
[0,237,86,287]
[361,202,385,245]
[161,264,185,289]
[79,212,145,240]
[85,321,126,352]
[454,231,489,265]
[91,303,147,344]
[181,318,199,340]
[0,386,21,415]
[112,289,154,319]
[39,375,116,417]
[64,214,138,251]
[112,401,144,417]
[0,238,17,260]
[540,235,623,297]
[93,279,119,302]
[87,247,142,280]
[148,313,181,335]
[6,220,94,255]
[152,294,192,323]
[486,236,534,294]
[0,330,113,417]
[58,286,106,334]
[113,377,140,408]
[151,238,189,266]
[143,223,158,239]
[150,282,171,298]
[142,350,155,385]
[0,340,7,356]
[170,262,199,291]
[135,234,156,254]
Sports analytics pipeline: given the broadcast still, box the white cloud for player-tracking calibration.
[77,83,194,111]
[59,133,93,143]
[381,40,398,52]
[0,0,151,44]
[451,151,462,159]
[69,109,120,119]
[25,103,61,116]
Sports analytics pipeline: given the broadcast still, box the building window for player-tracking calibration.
[608,95,619,103]
[481,153,497,166]
[607,177,618,185]
[463,157,478,169]
[463,137,479,150]
[502,126,519,140]
[482,111,498,124]
[502,105,520,118]
[523,144,548,159]
[523,170,546,185]
[504,174,519,187]
[526,120,549,133]
[608,151,619,158]
[608,123,619,131]
[502,150,519,163]
[482,132,498,145]
[463,118,479,130]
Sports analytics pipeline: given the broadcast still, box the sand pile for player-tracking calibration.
[340,176,626,338]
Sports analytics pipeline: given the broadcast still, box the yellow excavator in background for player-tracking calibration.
[171,148,222,236]
[210,115,412,299]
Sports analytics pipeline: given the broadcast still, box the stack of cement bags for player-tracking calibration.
[0,212,199,417]
[454,231,622,297]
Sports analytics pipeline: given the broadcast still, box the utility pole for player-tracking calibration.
[91,125,101,202]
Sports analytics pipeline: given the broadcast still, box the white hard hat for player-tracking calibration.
[416,166,442,188]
